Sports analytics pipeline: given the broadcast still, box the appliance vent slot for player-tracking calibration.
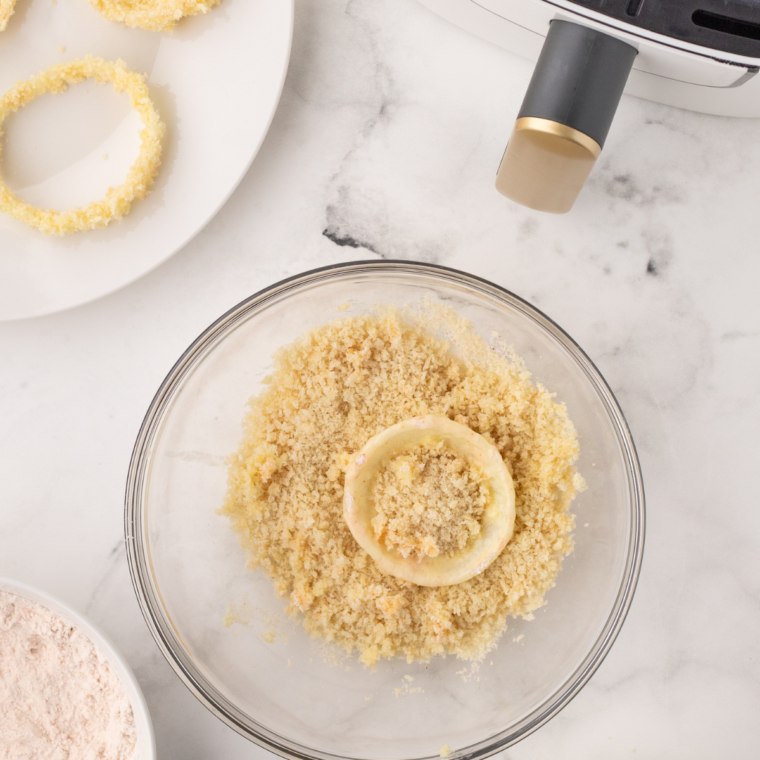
[692,9,760,41]
[626,0,644,18]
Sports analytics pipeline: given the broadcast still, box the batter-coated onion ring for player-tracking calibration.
[0,57,165,236]
[85,0,221,32]
[0,0,16,32]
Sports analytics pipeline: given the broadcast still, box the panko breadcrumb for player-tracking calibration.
[0,57,164,236]
[371,444,488,560]
[0,0,16,32]
[85,0,221,32]
[222,305,581,665]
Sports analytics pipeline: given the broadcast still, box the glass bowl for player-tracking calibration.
[125,261,644,759]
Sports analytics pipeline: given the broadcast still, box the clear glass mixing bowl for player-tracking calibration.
[125,261,645,759]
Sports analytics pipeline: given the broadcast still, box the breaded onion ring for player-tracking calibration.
[0,0,16,32]
[85,0,221,32]
[0,57,164,236]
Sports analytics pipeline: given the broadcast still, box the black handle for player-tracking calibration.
[496,21,637,214]
[520,19,637,149]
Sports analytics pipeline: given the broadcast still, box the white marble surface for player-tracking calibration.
[1,0,759,757]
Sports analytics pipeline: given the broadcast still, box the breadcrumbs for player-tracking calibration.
[85,0,221,32]
[222,305,581,665]
[0,0,16,32]
[0,57,164,235]
[371,444,488,559]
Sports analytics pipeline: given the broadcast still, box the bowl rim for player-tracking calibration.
[125,259,646,760]
[0,576,157,760]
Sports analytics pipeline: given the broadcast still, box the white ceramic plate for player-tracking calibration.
[0,0,293,321]
[0,577,156,760]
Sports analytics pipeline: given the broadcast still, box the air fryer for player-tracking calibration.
[418,0,760,212]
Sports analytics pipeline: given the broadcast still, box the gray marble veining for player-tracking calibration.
[1,0,759,757]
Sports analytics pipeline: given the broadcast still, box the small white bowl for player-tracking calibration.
[0,577,155,760]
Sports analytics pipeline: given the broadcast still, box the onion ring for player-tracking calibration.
[85,0,221,32]
[0,0,16,32]
[0,57,165,236]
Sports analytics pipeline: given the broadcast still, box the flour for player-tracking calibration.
[0,590,138,760]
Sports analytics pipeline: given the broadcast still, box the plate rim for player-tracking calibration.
[0,0,295,322]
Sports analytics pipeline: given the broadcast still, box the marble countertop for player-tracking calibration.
[1,0,759,757]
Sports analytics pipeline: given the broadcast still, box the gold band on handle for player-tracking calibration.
[514,117,602,157]
[495,117,602,214]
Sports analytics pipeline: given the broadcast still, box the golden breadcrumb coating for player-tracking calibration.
[222,306,583,666]
[0,0,15,32]
[0,57,164,236]
[85,0,221,32]
[371,444,488,560]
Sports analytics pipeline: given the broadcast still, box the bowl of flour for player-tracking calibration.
[0,578,154,760]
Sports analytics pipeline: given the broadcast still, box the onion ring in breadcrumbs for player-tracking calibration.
[0,0,16,32]
[0,57,164,236]
[85,0,221,32]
